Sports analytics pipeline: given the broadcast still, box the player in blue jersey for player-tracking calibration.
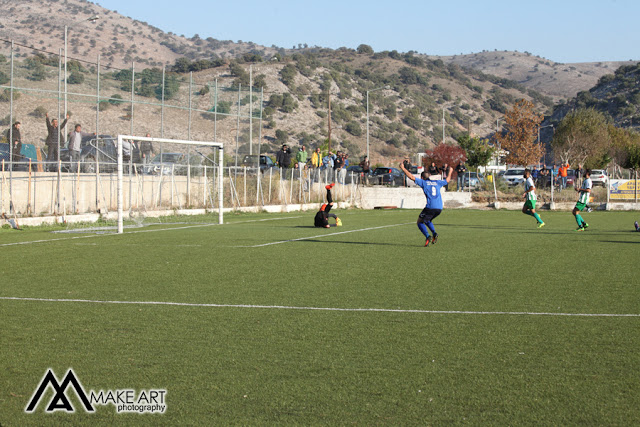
[400,162,453,247]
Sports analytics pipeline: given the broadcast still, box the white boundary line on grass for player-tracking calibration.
[0,216,302,248]
[235,222,414,247]
[0,296,638,318]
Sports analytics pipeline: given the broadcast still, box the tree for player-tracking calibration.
[275,129,289,144]
[457,135,494,168]
[423,143,466,168]
[279,64,297,87]
[0,71,8,85]
[551,108,611,167]
[356,44,374,55]
[67,71,85,84]
[494,99,543,166]
[344,121,362,137]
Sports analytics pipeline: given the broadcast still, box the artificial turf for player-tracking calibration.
[1,209,639,425]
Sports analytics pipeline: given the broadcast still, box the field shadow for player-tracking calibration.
[301,239,405,247]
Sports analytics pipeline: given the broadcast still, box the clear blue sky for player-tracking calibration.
[98,0,639,63]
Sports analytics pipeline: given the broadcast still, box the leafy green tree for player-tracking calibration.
[0,71,8,85]
[552,108,611,167]
[279,64,297,87]
[67,71,85,84]
[457,134,494,168]
[345,121,362,137]
[275,129,289,144]
[108,94,124,105]
[356,44,374,54]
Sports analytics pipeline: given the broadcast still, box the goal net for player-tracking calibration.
[114,135,224,234]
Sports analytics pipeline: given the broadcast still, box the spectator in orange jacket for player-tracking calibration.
[558,163,570,190]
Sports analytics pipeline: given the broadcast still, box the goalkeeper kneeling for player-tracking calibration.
[314,183,342,228]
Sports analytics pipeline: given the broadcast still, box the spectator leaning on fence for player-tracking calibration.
[296,145,307,169]
[275,144,292,169]
[140,133,154,164]
[45,113,69,162]
[67,124,93,171]
[311,147,323,168]
[5,121,22,163]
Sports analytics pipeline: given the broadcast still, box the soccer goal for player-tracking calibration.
[116,135,224,234]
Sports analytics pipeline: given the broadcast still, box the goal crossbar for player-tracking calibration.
[116,135,225,233]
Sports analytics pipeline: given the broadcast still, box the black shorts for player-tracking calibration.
[418,208,442,223]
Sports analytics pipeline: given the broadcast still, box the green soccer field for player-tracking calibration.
[1,209,639,425]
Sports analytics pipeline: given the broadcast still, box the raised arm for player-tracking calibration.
[399,162,416,182]
[444,166,453,183]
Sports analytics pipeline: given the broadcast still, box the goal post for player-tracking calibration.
[116,135,224,234]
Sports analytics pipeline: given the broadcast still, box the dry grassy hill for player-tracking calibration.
[440,51,635,101]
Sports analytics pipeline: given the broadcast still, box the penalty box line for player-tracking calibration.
[0,296,638,318]
[236,222,415,247]
[0,216,302,248]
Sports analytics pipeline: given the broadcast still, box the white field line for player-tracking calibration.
[0,296,638,318]
[236,222,414,247]
[0,216,302,248]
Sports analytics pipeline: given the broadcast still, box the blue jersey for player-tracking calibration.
[415,178,447,210]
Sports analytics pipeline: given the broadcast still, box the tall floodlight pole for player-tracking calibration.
[64,15,99,119]
[442,108,445,143]
[366,85,389,161]
[537,124,554,167]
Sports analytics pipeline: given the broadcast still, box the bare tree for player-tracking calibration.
[494,99,543,167]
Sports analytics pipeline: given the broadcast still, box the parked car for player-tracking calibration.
[344,165,365,184]
[590,169,608,187]
[144,153,188,175]
[56,135,142,173]
[463,172,485,189]
[565,169,576,188]
[502,168,526,186]
[235,154,277,174]
[0,142,46,171]
[371,167,404,186]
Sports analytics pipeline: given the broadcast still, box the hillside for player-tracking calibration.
[0,0,634,165]
[442,51,634,101]
[547,62,640,129]
[0,0,275,69]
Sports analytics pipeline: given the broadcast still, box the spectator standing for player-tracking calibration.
[310,147,322,168]
[440,163,450,190]
[575,164,584,188]
[359,156,370,184]
[403,158,413,187]
[428,162,439,175]
[276,144,292,170]
[140,133,154,164]
[296,145,308,169]
[334,152,345,184]
[45,113,69,162]
[558,163,570,190]
[5,121,22,163]
[540,164,549,188]
[67,124,92,172]
[532,166,540,187]
[455,162,467,191]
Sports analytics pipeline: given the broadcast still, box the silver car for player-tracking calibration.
[502,168,525,186]
[590,169,608,187]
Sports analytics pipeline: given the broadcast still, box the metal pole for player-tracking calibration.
[249,65,253,155]
[328,89,332,152]
[57,49,62,214]
[188,72,193,140]
[235,83,241,173]
[130,62,135,135]
[96,55,100,137]
[442,108,445,143]
[161,66,165,138]
[218,146,224,224]
[8,42,14,209]
[366,90,370,160]
[64,25,68,119]
[117,136,123,233]
[214,79,218,142]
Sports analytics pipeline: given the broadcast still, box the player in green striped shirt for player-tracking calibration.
[522,169,545,228]
[573,169,592,231]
